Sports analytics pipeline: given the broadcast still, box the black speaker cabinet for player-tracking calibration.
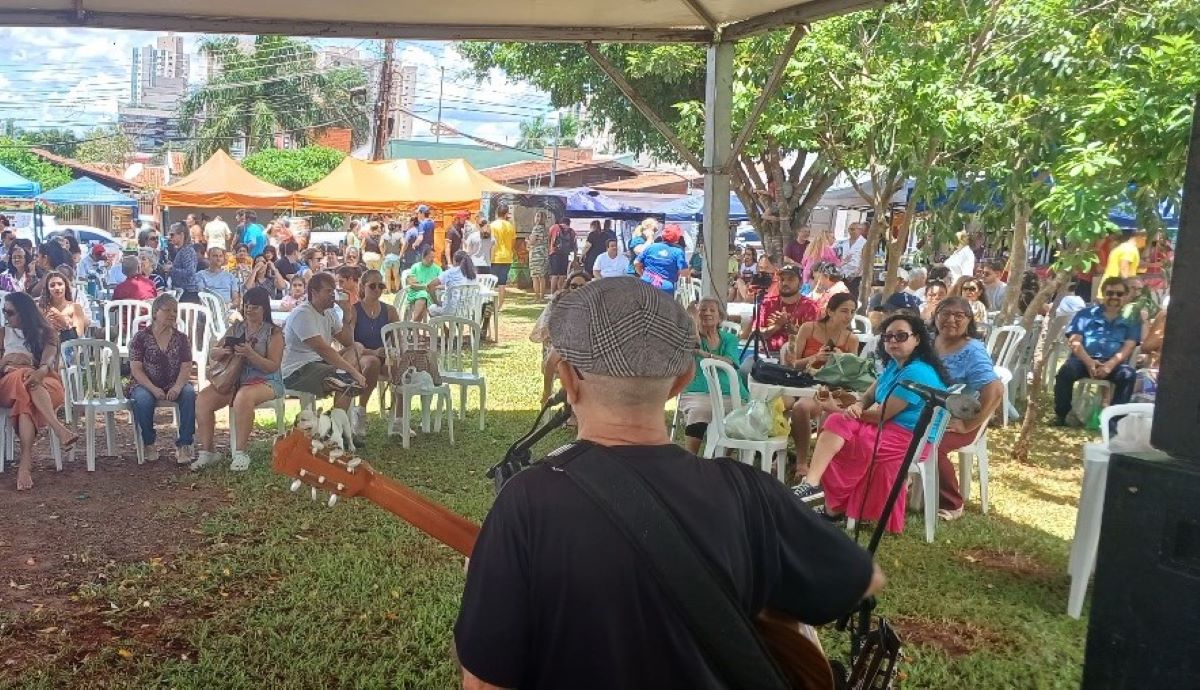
[1082,451,1200,688]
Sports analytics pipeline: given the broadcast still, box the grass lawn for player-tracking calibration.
[0,292,1096,688]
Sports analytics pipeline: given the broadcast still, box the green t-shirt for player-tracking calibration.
[407,262,443,303]
[684,330,749,397]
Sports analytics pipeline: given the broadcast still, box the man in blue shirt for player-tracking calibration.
[416,205,436,255]
[241,210,268,258]
[633,224,690,295]
[1054,276,1139,424]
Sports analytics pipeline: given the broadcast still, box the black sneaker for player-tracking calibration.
[791,480,824,503]
[1051,416,1068,427]
[324,373,363,397]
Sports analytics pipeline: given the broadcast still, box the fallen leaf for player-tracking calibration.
[24,558,35,566]
[117,648,133,659]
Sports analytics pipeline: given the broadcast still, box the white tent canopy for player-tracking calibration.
[0,0,875,41]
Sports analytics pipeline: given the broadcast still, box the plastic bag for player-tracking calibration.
[1069,385,1105,428]
[724,398,774,441]
[1109,413,1154,453]
[769,396,789,437]
[812,353,877,392]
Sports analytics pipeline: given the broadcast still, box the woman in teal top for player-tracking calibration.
[678,297,748,454]
[405,247,443,321]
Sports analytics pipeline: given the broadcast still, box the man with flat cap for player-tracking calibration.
[455,277,883,690]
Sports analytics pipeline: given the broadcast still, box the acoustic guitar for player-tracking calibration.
[272,430,900,689]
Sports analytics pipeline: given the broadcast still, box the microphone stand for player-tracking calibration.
[487,398,573,494]
[837,398,941,659]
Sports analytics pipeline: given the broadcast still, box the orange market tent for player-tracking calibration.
[375,158,517,211]
[295,157,518,215]
[159,149,294,208]
[293,156,410,214]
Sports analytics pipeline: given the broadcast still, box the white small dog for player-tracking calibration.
[298,408,355,453]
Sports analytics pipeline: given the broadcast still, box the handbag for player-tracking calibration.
[811,352,876,392]
[207,355,244,395]
[559,447,794,690]
[752,359,817,388]
[389,348,441,387]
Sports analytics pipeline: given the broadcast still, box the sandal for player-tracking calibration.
[229,451,252,472]
[938,507,965,521]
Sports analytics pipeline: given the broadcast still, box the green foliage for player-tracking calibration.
[16,128,80,157]
[74,126,136,166]
[516,112,581,150]
[179,36,370,168]
[242,146,346,191]
[0,138,72,190]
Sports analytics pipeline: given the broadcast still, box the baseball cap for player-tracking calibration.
[549,277,695,378]
[884,292,921,313]
[417,204,430,214]
[454,211,470,220]
[777,264,801,277]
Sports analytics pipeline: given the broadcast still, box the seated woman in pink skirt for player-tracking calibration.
[791,312,949,532]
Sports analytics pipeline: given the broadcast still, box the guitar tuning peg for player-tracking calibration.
[290,479,303,492]
[336,482,345,491]
[327,494,338,508]
[310,487,318,502]
[347,457,362,470]
[317,476,326,484]
[298,468,307,477]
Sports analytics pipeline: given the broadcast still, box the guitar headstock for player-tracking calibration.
[271,429,374,507]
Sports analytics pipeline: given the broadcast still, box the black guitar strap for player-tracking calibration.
[557,445,791,690]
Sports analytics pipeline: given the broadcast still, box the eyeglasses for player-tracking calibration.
[367,283,385,290]
[937,311,970,321]
[881,331,913,343]
[1104,290,1127,298]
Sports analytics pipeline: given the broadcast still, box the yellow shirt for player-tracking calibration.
[490,218,516,264]
[1100,238,1140,294]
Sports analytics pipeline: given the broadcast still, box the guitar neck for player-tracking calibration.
[362,474,480,558]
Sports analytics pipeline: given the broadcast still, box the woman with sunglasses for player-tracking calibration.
[928,296,1004,520]
[192,287,284,472]
[953,277,989,324]
[792,313,950,533]
[343,269,398,436]
[531,272,589,403]
[0,244,37,293]
[0,292,78,490]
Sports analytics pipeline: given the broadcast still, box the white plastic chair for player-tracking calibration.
[227,398,287,454]
[852,314,873,336]
[381,321,454,448]
[436,284,483,322]
[176,302,214,384]
[197,290,228,341]
[475,274,498,292]
[675,277,702,309]
[0,407,69,474]
[393,269,418,321]
[987,326,1025,426]
[430,316,487,431]
[1067,402,1154,618]
[60,339,135,471]
[698,359,788,482]
[853,405,952,542]
[956,367,1010,515]
[103,299,151,359]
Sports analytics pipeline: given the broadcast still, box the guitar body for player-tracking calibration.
[273,429,842,689]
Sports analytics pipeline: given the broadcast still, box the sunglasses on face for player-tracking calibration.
[963,286,979,292]
[367,283,385,290]
[1104,290,1127,298]
[881,331,913,343]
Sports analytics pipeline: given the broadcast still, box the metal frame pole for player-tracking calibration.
[700,42,733,302]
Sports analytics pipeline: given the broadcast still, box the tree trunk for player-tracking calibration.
[857,210,887,308]
[883,204,915,293]
[1000,200,1031,323]
[1011,269,1070,463]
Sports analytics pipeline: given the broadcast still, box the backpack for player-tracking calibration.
[552,224,575,255]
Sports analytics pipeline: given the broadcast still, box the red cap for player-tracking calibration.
[91,244,106,257]
[454,211,471,220]
[662,225,683,243]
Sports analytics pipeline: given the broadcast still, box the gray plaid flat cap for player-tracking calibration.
[548,277,695,378]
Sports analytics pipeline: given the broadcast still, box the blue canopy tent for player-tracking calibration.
[1108,197,1180,231]
[39,177,139,209]
[658,192,749,222]
[0,162,40,198]
[549,187,649,221]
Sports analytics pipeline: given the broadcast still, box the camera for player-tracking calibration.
[750,272,774,289]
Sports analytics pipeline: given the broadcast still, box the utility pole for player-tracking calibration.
[371,39,395,161]
[549,113,560,187]
[435,66,445,143]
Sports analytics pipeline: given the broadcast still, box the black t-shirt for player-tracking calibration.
[275,256,299,280]
[446,226,463,260]
[455,442,874,690]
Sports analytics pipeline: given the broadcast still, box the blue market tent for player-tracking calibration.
[40,176,138,209]
[1108,197,1180,231]
[0,162,40,198]
[551,187,648,220]
[658,192,749,222]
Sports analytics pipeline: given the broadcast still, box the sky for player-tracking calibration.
[0,28,558,149]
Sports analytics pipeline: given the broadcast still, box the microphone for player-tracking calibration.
[487,389,572,494]
[545,387,568,408]
[896,380,981,420]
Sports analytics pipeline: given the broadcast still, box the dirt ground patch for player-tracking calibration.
[893,614,1017,658]
[0,418,232,616]
[961,548,1057,581]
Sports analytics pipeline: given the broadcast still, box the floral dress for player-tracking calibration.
[127,328,192,396]
[527,223,549,278]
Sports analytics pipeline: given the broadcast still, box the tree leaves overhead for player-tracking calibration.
[242,146,346,191]
[178,36,370,169]
[0,139,72,189]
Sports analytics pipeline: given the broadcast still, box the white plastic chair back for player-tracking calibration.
[476,274,499,291]
[852,314,873,335]
[430,316,481,376]
[176,303,213,381]
[61,339,123,403]
[381,321,434,364]
[197,290,228,340]
[675,278,702,308]
[0,290,8,326]
[394,269,415,320]
[443,283,483,322]
[987,324,1026,370]
[103,299,151,357]
[699,359,745,440]
[1099,403,1154,447]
